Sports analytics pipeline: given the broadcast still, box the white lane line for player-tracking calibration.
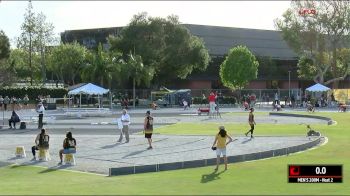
[243,137,328,163]
[8,163,107,177]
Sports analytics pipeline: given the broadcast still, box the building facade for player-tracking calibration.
[60,24,350,90]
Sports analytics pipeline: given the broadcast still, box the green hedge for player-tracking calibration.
[192,96,237,105]
[0,87,68,102]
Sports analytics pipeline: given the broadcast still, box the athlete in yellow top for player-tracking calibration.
[212,126,233,170]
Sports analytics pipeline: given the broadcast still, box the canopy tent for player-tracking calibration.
[306,83,331,92]
[68,83,109,95]
[68,83,110,108]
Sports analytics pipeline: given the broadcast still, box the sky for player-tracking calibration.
[0,1,292,46]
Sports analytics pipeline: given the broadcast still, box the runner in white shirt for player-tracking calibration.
[118,109,130,143]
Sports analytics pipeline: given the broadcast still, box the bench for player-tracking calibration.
[198,108,210,115]
[15,146,26,158]
[0,125,8,129]
[38,148,51,161]
[63,149,76,165]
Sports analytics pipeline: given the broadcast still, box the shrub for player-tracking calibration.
[0,87,68,103]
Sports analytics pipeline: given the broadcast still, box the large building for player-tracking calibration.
[60,24,349,90]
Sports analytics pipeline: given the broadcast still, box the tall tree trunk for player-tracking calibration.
[71,74,75,85]
[100,77,104,87]
[29,32,32,86]
[332,45,337,77]
[108,75,112,90]
[41,46,46,84]
[133,77,136,108]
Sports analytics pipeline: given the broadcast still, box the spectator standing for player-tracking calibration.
[331,93,335,107]
[17,97,22,110]
[23,95,29,109]
[118,109,130,143]
[208,92,216,118]
[202,94,206,105]
[291,94,296,108]
[182,99,189,110]
[11,96,17,111]
[274,92,279,105]
[36,102,45,129]
[3,96,10,111]
[296,93,301,107]
[249,94,256,108]
[284,96,288,106]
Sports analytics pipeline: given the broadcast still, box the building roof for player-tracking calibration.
[61,24,299,60]
[183,24,298,60]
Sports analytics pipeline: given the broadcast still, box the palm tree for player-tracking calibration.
[82,43,122,89]
[124,52,154,108]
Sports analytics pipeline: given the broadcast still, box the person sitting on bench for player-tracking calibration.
[8,110,20,129]
[31,128,50,160]
[58,131,77,165]
[338,103,347,112]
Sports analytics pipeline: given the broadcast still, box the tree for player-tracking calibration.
[256,56,278,79]
[16,2,55,85]
[16,2,36,85]
[8,48,40,80]
[0,30,11,84]
[109,12,210,86]
[0,30,10,60]
[275,1,350,86]
[47,42,87,85]
[219,45,259,90]
[122,53,155,107]
[34,12,55,83]
[82,43,122,89]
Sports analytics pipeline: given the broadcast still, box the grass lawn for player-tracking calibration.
[154,111,326,136]
[0,112,349,195]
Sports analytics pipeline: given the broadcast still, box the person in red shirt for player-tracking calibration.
[208,92,216,118]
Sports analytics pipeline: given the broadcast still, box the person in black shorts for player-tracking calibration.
[144,111,154,149]
[31,129,50,160]
[58,131,77,165]
[245,108,256,138]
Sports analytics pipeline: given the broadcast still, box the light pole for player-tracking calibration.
[288,71,291,98]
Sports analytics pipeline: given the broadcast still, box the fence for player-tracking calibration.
[110,88,302,106]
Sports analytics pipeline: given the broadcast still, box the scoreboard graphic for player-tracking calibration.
[288,165,342,183]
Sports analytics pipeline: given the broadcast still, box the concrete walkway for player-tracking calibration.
[0,134,320,175]
[0,107,330,175]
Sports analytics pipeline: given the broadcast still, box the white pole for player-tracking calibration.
[133,78,136,109]
[110,91,112,109]
[80,93,82,108]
